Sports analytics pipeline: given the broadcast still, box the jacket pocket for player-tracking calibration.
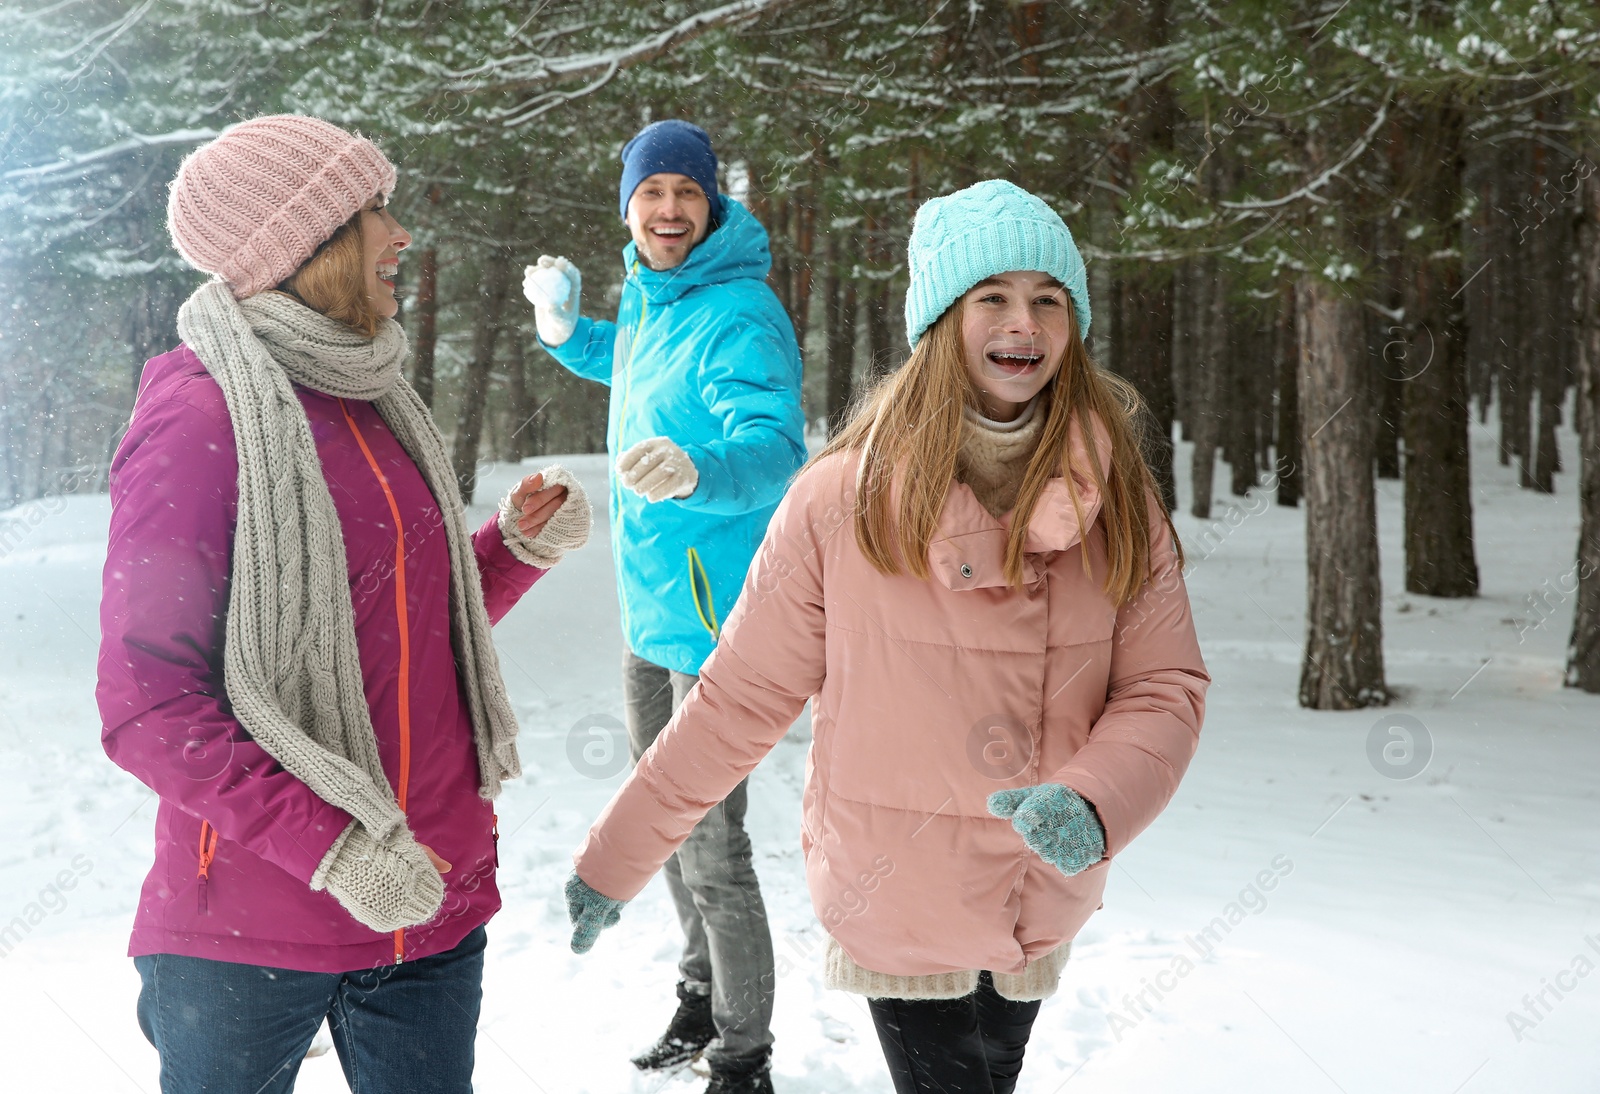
[687,546,720,640]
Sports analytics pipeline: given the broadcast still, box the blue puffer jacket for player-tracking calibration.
[542,196,805,675]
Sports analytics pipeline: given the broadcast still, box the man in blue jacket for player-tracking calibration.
[525,120,802,1094]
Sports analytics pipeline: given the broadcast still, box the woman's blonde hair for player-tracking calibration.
[816,295,1179,603]
[276,207,381,337]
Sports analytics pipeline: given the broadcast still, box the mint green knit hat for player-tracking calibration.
[904,179,1091,347]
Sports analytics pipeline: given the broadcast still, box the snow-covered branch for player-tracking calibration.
[3,128,218,184]
[51,0,156,81]
[437,0,808,98]
[1219,89,1395,212]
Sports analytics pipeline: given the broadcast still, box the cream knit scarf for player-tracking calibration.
[176,281,521,849]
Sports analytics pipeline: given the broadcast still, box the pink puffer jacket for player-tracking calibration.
[575,438,1208,979]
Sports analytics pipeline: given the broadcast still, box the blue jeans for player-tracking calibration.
[134,926,486,1094]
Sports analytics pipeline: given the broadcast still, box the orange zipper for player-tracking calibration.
[196,820,219,914]
[339,399,414,964]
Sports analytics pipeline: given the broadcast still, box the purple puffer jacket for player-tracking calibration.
[98,344,545,972]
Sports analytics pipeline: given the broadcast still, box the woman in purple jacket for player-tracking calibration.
[96,115,589,1094]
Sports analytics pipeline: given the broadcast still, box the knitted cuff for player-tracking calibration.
[498,465,592,568]
[310,820,358,892]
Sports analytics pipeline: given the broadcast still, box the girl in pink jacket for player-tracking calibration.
[566,179,1209,1094]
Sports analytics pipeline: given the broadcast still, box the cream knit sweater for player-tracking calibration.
[956,396,1046,518]
[824,395,1071,1002]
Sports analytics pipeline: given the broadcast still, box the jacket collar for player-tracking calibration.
[926,413,1110,591]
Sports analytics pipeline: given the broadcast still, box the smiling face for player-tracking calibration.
[624,172,712,270]
[359,197,411,318]
[959,271,1074,422]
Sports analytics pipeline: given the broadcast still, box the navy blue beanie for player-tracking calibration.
[618,120,719,219]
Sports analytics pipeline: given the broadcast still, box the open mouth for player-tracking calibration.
[650,224,690,241]
[986,348,1045,375]
[375,261,398,289]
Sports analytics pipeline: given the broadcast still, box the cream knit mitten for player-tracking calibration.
[616,436,698,502]
[311,823,445,933]
[498,464,592,568]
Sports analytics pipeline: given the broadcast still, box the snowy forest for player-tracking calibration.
[4,3,1600,1092]
[6,0,1600,709]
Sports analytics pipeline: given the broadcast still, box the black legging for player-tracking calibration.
[867,972,1043,1094]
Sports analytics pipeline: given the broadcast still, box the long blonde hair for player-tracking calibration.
[816,295,1179,602]
[276,208,382,337]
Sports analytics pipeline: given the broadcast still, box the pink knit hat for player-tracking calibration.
[167,114,397,299]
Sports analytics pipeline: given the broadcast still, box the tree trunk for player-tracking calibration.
[1373,340,1404,478]
[1503,141,1536,482]
[1530,103,1574,493]
[1188,258,1224,519]
[452,247,515,502]
[825,230,859,435]
[791,193,817,351]
[1118,267,1178,510]
[1274,282,1301,507]
[1401,96,1479,598]
[125,278,183,396]
[1108,270,1125,381]
[769,196,792,319]
[1373,121,1402,480]
[1172,261,1194,442]
[1370,291,1404,480]
[412,245,439,410]
[1523,100,1574,492]
[1226,298,1267,496]
[1485,139,1522,467]
[1297,275,1388,709]
[862,213,896,381]
[1568,153,1600,691]
[1106,0,1176,510]
[1527,104,1557,492]
[502,333,537,462]
[1464,168,1497,425]
[0,394,20,509]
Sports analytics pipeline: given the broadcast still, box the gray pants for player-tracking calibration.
[623,647,775,1065]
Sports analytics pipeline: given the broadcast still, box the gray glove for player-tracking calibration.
[311,823,445,933]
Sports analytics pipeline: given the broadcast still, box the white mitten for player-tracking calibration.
[522,255,582,346]
[310,823,444,933]
[616,437,699,503]
[497,464,592,568]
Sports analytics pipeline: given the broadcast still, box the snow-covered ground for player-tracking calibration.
[2,418,1596,1093]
